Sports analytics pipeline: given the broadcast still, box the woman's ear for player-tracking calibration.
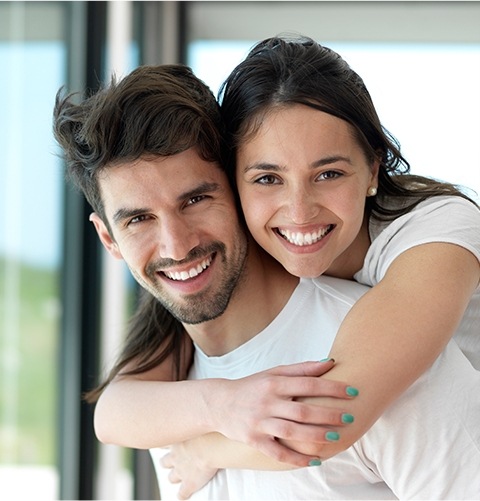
[370,156,381,188]
[89,212,123,260]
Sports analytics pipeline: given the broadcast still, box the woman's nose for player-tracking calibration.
[286,186,320,224]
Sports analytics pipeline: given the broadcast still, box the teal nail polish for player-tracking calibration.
[326,431,340,441]
[309,459,322,466]
[341,413,355,424]
[346,386,359,397]
[319,357,334,362]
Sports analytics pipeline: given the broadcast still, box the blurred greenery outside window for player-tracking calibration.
[0,2,64,497]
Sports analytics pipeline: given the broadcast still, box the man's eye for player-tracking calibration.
[254,174,280,185]
[128,214,149,225]
[187,195,207,205]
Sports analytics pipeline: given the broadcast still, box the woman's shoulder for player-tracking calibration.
[357,195,480,285]
[370,195,479,239]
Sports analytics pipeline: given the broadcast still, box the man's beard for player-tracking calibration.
[132,238,248,325]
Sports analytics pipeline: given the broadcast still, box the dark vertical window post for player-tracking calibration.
[58,2,107,499]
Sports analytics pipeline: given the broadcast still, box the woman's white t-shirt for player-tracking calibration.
[355,195,480,369]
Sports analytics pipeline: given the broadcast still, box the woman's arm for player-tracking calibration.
[94,355,357,466]
[161,242,480,479]
[296,242,479,458]
[97,242,479,471]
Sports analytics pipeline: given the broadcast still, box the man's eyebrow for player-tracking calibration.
[178,181,222,201]
[243,155,352,173]
[112,207,150,225]
[111,182,222,224]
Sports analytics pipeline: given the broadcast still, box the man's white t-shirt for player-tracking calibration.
[151,274,480,499]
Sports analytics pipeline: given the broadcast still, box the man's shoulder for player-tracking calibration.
[306,276,369,305]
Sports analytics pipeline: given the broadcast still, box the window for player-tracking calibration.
[0,2,65,498]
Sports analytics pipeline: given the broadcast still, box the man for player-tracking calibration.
[53,64,480,500]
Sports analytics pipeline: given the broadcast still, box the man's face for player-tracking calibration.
[91,148,248,324]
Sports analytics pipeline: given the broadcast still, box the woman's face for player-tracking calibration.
[236,104,379,278]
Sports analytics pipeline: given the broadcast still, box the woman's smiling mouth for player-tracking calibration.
[276,225,335,247]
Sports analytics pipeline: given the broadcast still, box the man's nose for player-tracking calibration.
[158,215,200,261]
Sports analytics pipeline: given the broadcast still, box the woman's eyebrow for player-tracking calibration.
[242,162,283,173]
[311,155,352,168]
[243,155,352,173]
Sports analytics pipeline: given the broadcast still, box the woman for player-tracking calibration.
[218,35,479,371]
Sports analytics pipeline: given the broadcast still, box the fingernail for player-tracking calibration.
[346,386,359,397]
[326,431,340,441]
[309,458,322,466]
[319,357,335,363]
[341,413,355,424]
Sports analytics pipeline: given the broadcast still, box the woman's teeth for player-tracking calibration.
[278,225,333,246]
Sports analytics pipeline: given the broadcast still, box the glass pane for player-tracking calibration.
[0,2,65,499]
[188,40,480,203]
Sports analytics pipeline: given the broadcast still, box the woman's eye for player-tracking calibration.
[254,174,280,185]
[317,170,342,181]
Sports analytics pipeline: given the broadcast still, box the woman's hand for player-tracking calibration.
[161,441,219,500]
[206,359,357,466]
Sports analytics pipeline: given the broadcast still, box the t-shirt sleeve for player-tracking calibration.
[355,196,480,286]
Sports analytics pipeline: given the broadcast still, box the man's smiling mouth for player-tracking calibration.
[277,225,334,246]
[162,256,213,281]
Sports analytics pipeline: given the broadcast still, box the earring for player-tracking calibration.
[367,186,377,197]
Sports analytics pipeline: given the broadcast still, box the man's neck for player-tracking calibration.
[185,240,299,356]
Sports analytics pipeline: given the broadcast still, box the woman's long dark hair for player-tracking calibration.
[219,35,478,220]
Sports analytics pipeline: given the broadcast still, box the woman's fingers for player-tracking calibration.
[265,374,359,400]
[267,360,336,377]
[272,400,354,428]
[253,435,322,468]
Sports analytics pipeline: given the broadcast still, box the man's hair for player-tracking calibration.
[53,65,226,401]
[54,64,226,222]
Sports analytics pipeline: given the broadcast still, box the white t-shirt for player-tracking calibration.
[355,195,480,369]
[151,275,480,499]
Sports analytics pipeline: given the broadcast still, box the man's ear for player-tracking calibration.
[89,212,123,260]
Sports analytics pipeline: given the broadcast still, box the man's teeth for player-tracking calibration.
[278,226,332,246]
[164,257,212,281]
